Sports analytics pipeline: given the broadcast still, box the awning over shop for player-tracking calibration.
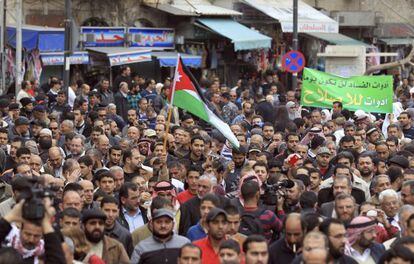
[87,47,152,66]
[40,52,89,66]
[196,18,271,51]
[377,23,414,38]
[152,52,202,68]
[241,0,338,33]
[306,32,370,47]
[144,0,241,16]
[7,25,64,51]
[380,38,413,46]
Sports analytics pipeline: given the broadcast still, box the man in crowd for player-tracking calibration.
[269,213,303,263]
[118,182,148,232]
[82,208,130,263]
[319,218,358,263]
[346,216,386,262]
[194,208,229,264]
[131,208,190,263]
[101,196,133,256]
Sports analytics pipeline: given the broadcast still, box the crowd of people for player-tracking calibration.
[0,66,413,263]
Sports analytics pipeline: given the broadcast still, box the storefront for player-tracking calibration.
[192,18,272,85]
[39,52,90,84]
[5,25,65,90]
[229,0,372,85]
[80,26,202,85]
[374,23,414,77]
[144,0,272,86]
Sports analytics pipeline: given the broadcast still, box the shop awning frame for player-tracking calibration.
[241,0,339,33]
[144,0,242,16]
[152,51,202,68]
[7,25,64,51]
[306,32,370,47]
[87,47,152,66]
[379,38,413,46]
[195,18,271,51]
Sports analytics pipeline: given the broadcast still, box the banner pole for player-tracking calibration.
[162,54,180,153]
[162,105,173,153]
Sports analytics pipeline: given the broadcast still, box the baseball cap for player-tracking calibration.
[143,129,157,138]
[354,110,369,121]
[33,104,47,112]
[152,208,175,220]
[248,146,261,153]
[14,116,30,126]
[206,208,228,223]
[317,147,331,156]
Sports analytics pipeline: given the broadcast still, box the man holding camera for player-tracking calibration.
[240,180,282,242]
[0,198,65,263]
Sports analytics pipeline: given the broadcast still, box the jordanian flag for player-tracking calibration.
[170,56,240,148]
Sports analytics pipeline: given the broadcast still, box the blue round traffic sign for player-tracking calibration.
[282,51,306,73]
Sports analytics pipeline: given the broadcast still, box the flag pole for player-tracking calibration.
[162,54,180,152]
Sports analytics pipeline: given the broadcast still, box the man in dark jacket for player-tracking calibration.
[318,175,366,206]
[319,218,358,264]
[255,93,274,123]
[49,91,71,117]
[269,213,303,264]
[97,79,114,106]
[114,83,130,122]
[113,66,132,94]
[178,174,230,236]
[82,208,130,263]
[118,182,148,232]
[101,196,133,257]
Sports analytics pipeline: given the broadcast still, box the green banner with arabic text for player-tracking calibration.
[301,68,393,113]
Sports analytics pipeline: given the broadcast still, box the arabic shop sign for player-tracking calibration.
[108,50,152,66]
[81,27,126,47]
[301,68,393,114]
[41,52,90,66]
[128,28,175,49]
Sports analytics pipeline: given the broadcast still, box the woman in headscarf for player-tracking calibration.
[382,102,404,138]
[285,101,302,120]
[321,109,332,124]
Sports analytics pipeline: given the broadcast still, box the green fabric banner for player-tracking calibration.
[301,68,393,113]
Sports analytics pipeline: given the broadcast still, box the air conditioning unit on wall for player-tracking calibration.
[331,11,376,27]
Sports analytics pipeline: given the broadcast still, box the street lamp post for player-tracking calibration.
[15,0,22,96]
[63,0,72,93]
